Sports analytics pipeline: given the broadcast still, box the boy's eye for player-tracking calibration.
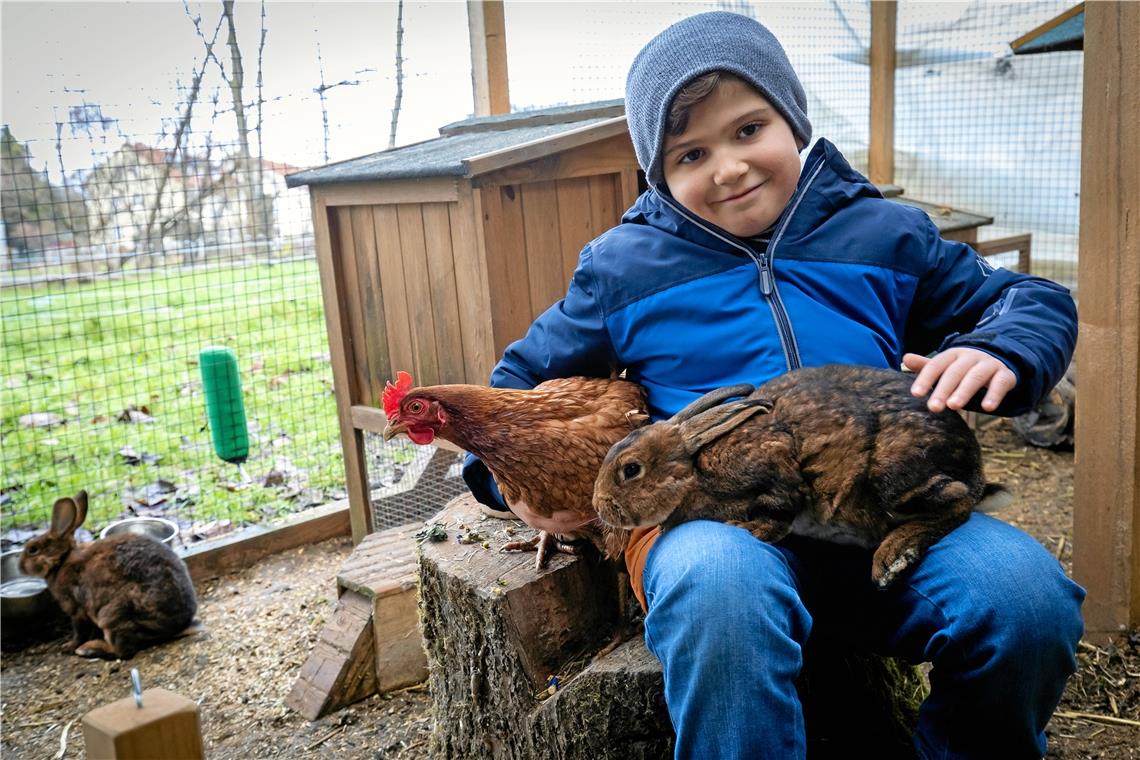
[679,148,704,164]
[738,122,763,138]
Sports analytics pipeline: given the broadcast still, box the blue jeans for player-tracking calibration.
[642,514,1085,759]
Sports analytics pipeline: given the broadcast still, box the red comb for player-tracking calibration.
[383,371,414,418]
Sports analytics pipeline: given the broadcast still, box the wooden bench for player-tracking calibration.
[975,233,1033,273]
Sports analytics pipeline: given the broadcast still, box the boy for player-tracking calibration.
[464,11,1083,759]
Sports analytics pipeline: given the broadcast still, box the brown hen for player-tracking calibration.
[382,371,649,570]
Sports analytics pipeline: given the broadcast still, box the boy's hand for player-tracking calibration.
[903,348,1017,413]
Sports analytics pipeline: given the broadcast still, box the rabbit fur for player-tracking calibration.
[593,364,1010,588]
[19,491,199,659]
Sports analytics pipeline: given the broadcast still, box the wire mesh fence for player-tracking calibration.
[2,0,1086,550]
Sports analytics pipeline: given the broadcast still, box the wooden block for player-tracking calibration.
[288,521,429,721]
[81,687,204,760]
[284,590,377,720]
[373,585,428,692]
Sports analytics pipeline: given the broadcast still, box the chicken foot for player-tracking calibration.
[501,530,586,571]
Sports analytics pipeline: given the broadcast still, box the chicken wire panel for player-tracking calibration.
[0,122,339,549]
[363,433,470,531]
[1,2,476,548]
[892,1,1082,288]
[504,0,1082,286]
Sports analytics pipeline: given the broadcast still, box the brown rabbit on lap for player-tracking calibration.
[593,364,1011,589]
[19,491,199,659]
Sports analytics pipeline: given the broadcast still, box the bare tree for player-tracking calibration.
[388,0,406,149]
[220,0,274,242]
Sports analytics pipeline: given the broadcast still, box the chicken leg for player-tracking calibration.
[502,531,587,571]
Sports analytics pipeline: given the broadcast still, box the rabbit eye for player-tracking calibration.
[25,546,38,556]
[622,463,642,480]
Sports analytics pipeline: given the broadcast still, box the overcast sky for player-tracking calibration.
[1,1,1069,180]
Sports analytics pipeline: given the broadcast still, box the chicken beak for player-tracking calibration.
[383,420,407,441]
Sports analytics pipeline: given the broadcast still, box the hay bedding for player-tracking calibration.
[1,422,1136,759]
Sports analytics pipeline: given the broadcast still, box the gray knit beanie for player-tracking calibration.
[625,11,812,189]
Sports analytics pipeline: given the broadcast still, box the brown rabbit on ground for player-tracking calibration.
[593,364,1011,589]
[19,491,199,659]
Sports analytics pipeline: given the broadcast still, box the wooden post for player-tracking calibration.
[869,0,897,185]
[1072,0,1140,638]
[311,191,373,543]
[468,0,510,116]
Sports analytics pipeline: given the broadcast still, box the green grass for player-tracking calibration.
[0,259,345,535]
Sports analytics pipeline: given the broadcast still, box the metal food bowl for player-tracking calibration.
[1,549,61,638]
[100,517,179,547]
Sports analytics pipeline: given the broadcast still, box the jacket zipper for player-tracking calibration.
[655,156,825,372]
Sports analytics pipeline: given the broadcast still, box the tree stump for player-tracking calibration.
[419,494,923,759]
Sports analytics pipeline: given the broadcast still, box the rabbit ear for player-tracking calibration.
[672,384,755,423]
[50,496,82,536]
[681,398,773,453]
[73,491,89,528]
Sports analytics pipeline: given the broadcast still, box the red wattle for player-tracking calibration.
[407,427,435,445]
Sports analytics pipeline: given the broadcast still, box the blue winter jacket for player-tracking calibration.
[463,139,1077,507]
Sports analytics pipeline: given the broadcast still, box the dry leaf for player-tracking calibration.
[19,412,64,429]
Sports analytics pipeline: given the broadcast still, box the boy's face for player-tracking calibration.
[662,78,802,237]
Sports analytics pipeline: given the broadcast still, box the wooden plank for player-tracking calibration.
[284,590,378,720]
[619,168,640,210]
[1011,2,1085,52]
[440,102,625,136]
[181,500,351,583]
[974,234,1032,274]
[372,205,417,384]
[373,586,429,692]
[313,178,459,208]
[588,174,621,237]
[520,180,566,315]
[309,192,372,541]
[869,0,897,185]
[555,177,595,284]
[467,0,510,116]
[478,184,534,357]
[421,202,467,384]
[350,205,391,406]
[465,119,632,180]
[451,184,496,382]
[1072,0,1140,638]
[889,195,992,236]
[396,204,442,386]
[335,206,372,406]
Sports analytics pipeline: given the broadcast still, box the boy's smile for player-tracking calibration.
[662,77,803,238]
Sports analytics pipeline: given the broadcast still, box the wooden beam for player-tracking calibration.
[1011,2,1085,53]
[869,0,897,185]
[468,0,510,116]
[313,178,459,208]
[463,117,629,179]
[1072,0,1140,639]
[310,190,374,542]
[181,500,351,583]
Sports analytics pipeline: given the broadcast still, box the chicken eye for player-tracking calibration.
[407,401,425,413]
[622,463,642,481]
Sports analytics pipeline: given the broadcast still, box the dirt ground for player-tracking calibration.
[1,420,1137,759]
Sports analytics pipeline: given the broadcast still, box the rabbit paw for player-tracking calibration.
[74,639,119,659]
[875,547,920,590]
